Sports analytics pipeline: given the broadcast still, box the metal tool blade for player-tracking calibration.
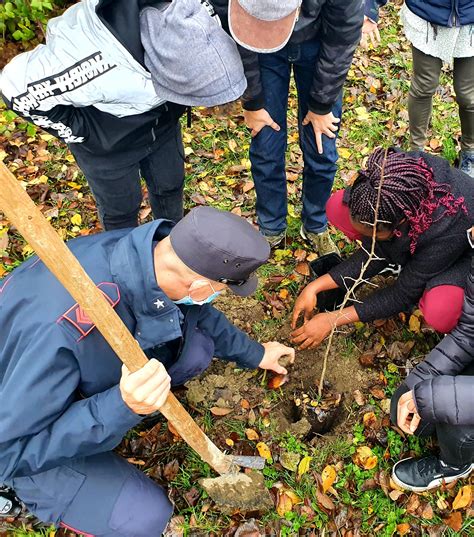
[228,455,266,470]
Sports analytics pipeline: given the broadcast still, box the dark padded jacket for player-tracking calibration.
[210,0,364,114]
[329,151,474,323]
[366,0,474,26]
[0,220,264,482]
[405,254,474,425]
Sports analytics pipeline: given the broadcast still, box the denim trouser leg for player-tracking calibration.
[70,118,184,231]
[249,39,341,236]
[250,50,291,236]
[293,43,342,233]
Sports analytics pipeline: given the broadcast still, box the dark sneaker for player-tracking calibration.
[459,150,474,178]
[262,231,286,249]
[300,226,339,256]
[392,456,473,492]
[0,487,22,518]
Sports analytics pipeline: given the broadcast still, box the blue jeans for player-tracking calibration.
[250,39,343,235]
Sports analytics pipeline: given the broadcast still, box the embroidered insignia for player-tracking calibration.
[154,298,165,309]
[59,282,120,340]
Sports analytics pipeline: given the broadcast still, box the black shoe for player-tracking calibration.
[0,487,22,518]
[392,456,473,492]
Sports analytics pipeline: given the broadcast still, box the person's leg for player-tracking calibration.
[293,39,342,235]
[408,46,443,151]
[436,361,474,467]
[326,190,362,241]
[250,49,291,236]
[419,285,465,333]
[140,119,185,223]
[453,55,474,153]
[10,452,173,536]
[70,149,143,230]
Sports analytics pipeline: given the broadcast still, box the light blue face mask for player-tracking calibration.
[173,280,222,306]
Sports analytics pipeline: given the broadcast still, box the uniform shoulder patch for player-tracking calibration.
[58,282,120,341]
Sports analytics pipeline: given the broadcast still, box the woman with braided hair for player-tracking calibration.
[291,147,474,349]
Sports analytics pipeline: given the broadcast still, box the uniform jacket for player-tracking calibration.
[210,0,364,114]
[366,0,474,26]
[0,220,264,482]
[405,254,474,425]
[0,0,180,153]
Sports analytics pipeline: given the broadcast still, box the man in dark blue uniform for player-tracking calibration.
[0,206,294,536]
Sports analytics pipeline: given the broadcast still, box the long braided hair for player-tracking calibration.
[349,148,466,253]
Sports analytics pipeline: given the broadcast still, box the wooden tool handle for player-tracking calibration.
[0,162,233,475]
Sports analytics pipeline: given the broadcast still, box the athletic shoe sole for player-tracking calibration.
[391,458,474,493]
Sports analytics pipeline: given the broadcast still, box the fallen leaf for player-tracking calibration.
[452,485,473,510]
[126,457,145,466]
[163,459,179,481]
[363,412,377,428]
[240,399,250,409]
[322,465,336,492]
[436,496,449,510]
[408,314,421,333]
[280,451,300,472]
[298,456,312,477]
[406,493,420,515]
[389,489,404,501]
[369,386,385,399]
[359,351,376,368]
[242,180,254,193]
[353,446,378,470]
[443,511,463,532]
[420,502,434,520]
[256,442,272,460]
[245,428,259,441]
[276,492,293,517]
[396,523,410,536]
[70,213,82,226]
[165,515,185,536]
[353,389,366,406]
[295,262,310,276]
[225,438,234,447]
[210,407,232,417]
[316,489,335,511]
[267,374,289,389]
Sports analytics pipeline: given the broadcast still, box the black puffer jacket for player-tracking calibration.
[210,0,364,114]
[405,254,474,425]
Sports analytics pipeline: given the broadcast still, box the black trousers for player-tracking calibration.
[391,362,474,466]
[69,118,185,230]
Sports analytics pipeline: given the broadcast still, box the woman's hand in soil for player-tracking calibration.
[290,313,333,350]
[259,342,295,375]
[397,390,421,435]
[120,359,171,415]
[292,282,318,328]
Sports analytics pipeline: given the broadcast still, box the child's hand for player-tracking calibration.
[397,390,421,435]
[243,108,280,137]
[360,16,381,49]
[292,282,318,328]
[291,312,333,350]
[302,111,340,154]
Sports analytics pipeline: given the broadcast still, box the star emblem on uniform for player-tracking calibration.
[154,298,165,309]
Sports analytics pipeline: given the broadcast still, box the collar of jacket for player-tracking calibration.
[110,220,184,350]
